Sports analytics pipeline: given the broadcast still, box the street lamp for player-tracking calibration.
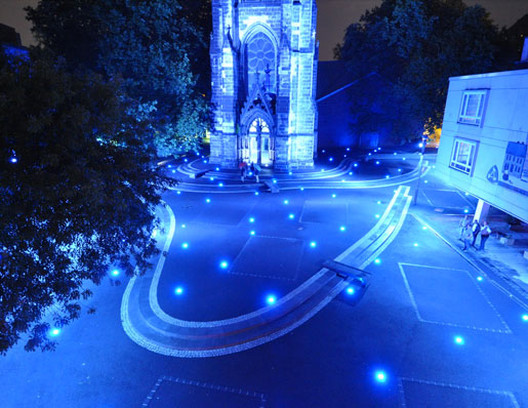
[413,136,427,206]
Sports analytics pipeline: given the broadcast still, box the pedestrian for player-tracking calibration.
[458,215,469,241]
[462,224,473,251]
[239,161,247,183]
[471,219,481,247]
[252,162,261,183]
[479,221,492,251]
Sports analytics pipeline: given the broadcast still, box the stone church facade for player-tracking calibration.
[209,0,318,169]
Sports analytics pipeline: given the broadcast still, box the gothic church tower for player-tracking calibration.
[210,0,318,169]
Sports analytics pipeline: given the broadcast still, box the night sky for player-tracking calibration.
[1,0,527,60]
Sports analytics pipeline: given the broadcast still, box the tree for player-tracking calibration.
[336,0,499,145]
[26,0,210,156]
[0,50,172,354]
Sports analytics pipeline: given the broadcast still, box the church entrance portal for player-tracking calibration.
[240,117,275,166]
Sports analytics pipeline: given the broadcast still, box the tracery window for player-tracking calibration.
[246,32,276,93]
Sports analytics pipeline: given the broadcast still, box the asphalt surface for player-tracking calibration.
[1,153,527,408]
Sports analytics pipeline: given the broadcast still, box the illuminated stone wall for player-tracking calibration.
[210,0,318,169]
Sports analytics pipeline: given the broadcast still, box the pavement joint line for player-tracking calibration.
[399,377,521,408]
[142,375,267,407]
[398,263,512,334]
[121,184,414,357]
[410,213,528,311]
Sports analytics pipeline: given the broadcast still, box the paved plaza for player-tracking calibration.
[1,151,527,407]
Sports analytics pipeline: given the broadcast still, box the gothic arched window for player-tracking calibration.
[245,32,276,94]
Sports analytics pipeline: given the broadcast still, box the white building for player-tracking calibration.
[436,68,528,223]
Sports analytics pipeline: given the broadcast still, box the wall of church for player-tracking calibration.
[210,0,318,170]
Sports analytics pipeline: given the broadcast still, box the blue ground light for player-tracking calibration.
[250,230,256,236]
[522,314,528,322]
[374,258,381,264]
[454,336,465,345]
[181,242,189,249]
[477,276,483,282]
[111,269,120,277]
[220,261,229,269]
[174,286,184,296]
[346,287,355,295]
[340,226,346,232]
[309,241,317,248]
[374,370,388,384]
[289,214,295,219]
[249,217,255,223]
[48,328,61,337]
[266,295,277,305]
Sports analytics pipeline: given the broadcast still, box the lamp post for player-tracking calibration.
[413,137,427,206]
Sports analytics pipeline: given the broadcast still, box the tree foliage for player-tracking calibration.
[0,51,172,353]
[336,0,499,144]
[26,0,211,155]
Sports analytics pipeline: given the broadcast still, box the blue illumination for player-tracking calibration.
[203,160,208,164]
[340,226,346,232]
[272,178,277,184]
[177,191,181,195]
[376,161,380,165]
[181,224,187,228]
[48,328,61,337]
[329,157,334,162]
[182,242,189,249]
[332,194,336,198]
[476,276,483,281]
[255,191,260,196]
[385,175,390,179]
[422,226,427,230]
[111,269,120,277]
[349,172,353,176]
[266,295,277,305]
[184,158,188,163]
[346,287,355,295]
[249,217,255,223]
[413,243,419,247]
[168,164,172,168]
[393,152,397,155]
[220,261,229,269]
[464,209,469,213]
[206,198,211,203]
[174,286,184,295]
[300,187,305,191]
[289,171,293,175]
[424,180,429,184]
[354,163,358,167]
[377,201,382,204]
[215,167,220,171]
[289,214,295,220]
[218,182,224,187]
[403,157,406,161]
[9,156,18,163]
[284,199,289,205]
[375,214,380,219]
[522,314,528,322]
[374,258,381,264]
[374,370,387,383]
[210,177,215,181]
[346,147,350,151]
[250,230,256,236]
[454,336,465,345]
[398,168,402,172]
[322,149,326,153]
[368,153,372,156]
[172,170,176,174]
[309,241,317,248]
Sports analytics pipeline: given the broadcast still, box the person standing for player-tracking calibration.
[239,161,247,183]
[458,215,469,241]
[462,224,473,251]
[479,221,492,251]
[471,219,481,247]
[253,162,261,183]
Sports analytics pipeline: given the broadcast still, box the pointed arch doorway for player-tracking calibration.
[240,116,275,166]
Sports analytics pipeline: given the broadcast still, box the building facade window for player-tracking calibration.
[458,90,487,126]
[450,139,477,175]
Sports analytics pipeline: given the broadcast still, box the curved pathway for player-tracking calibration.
[121,180,413,357]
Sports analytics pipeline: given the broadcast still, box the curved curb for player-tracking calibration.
[121,187,413,357]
